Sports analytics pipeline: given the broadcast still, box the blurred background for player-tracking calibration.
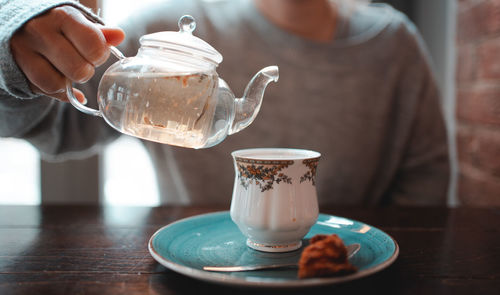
[1,0,497,207]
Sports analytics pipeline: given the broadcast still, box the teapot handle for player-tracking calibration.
[66,46,125,117]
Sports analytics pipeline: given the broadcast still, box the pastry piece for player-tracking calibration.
[298,234,357,279]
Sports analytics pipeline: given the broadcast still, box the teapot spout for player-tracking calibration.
[229,66,279,135]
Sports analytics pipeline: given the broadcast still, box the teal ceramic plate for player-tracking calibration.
[148,211,399,288]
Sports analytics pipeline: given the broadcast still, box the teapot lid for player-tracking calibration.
[139,15,223,65]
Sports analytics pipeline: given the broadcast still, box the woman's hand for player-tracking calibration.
[10,5,125,103]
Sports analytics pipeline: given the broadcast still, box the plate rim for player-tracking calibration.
[148,211,400,288]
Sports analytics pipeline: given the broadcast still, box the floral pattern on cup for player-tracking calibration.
[300,158,319,185]
[235,158,293,192]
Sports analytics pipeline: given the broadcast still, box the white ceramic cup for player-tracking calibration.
[230,148,320,252]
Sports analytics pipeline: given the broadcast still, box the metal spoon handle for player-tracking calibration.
[203,243,360,272]
[203,263,297,272]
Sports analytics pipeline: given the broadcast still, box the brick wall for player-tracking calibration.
[456,0,500,206]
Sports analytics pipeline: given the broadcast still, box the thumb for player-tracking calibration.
[101,27,125,46]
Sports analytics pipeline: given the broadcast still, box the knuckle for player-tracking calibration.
[22,18,44,37]
[49,6,85,31]
[69,63,94,83]
[20,6,80,38]
[82,31,108,65]
[50,6,74,21]
[88,45,109,65]
[37,77,65,94]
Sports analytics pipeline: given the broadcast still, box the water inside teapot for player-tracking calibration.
[98,71,218,148]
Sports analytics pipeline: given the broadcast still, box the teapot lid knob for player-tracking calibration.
[178,15,196,34]
[139,14,222,64]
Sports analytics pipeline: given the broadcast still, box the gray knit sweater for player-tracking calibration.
[0,0,450,206]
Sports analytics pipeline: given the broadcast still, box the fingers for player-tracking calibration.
[58,87,87,104]
[72,88,86,103]
[33,32,95,83]
[58,6,111,66]
[100,27,126,46]
[9,5,125,102]
[30,82,87,105]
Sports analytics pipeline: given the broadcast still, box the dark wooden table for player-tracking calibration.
[0,205,499,294]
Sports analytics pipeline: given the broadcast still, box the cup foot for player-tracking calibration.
[246,239,302,253]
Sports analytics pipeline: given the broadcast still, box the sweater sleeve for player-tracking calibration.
[385,13,450,206]
[390,74,450,206]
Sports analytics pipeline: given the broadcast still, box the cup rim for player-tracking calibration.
[231,148,321,161]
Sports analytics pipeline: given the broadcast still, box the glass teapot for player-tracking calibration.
[67,15,278,149]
